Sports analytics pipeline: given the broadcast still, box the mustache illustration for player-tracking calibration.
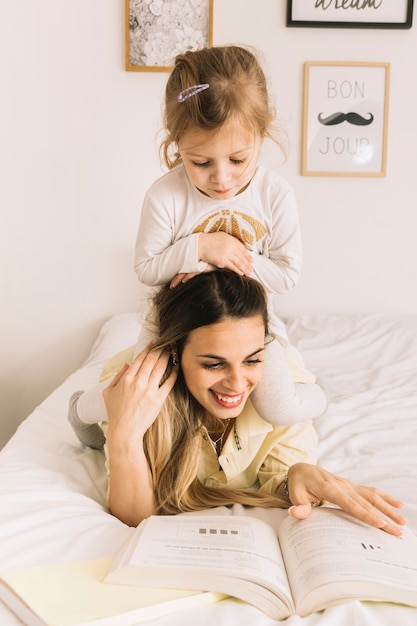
[318,112,374,126]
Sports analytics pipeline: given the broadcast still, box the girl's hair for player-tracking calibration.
[144,270,287,514]
[161,45,287,169]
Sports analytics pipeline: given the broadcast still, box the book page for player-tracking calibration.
[131,515,288,587]
[278,507,417,615]
[107,514,295,616]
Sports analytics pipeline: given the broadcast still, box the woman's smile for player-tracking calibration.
[209,390,245,408]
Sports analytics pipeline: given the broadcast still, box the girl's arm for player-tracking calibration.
[134,173,301,292]
[169,232,253,288]
[134,189,207,286]
[103,345,178,526]
[251,184,302,296]
[134,196,252,286]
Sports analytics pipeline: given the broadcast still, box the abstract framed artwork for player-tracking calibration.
[287,0,413,29]
[126,0,214,72]
[302,61,390,177]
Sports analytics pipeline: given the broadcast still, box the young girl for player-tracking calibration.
[72,44,326,444]
[69,271,404,533]
[133,44,326,423]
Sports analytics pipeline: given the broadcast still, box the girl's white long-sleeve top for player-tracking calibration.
[134,165,302,342]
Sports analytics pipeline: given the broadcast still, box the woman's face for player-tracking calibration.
[180,315,265,419]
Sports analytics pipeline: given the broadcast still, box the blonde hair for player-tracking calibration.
[143,270,287,514]
[161,45,287,170]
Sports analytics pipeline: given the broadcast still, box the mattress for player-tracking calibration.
[1,312,417,625]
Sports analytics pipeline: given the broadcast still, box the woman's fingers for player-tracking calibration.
[128,340,159,375]
[288,495,405,536]
[288,504,312,520]
[287,463,406,536]
[111,341,169,387]
[106,340,156,386]
[103,342,178,441]
[340,487,406,536]
[106,363,129,388]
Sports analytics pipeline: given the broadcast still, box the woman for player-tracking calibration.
[69,271,405,535]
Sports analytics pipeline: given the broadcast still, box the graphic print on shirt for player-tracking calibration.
[192,209,267,246]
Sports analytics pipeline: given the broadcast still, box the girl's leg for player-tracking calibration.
[68,325,153,448]
[251,339,327,425]
[68,388,107,449]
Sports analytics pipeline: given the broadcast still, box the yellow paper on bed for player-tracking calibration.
[0,557,226,626]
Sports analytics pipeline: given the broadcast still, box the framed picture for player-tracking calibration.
[125,0,213,72]
[302,61,390,177]
[287,0,413,29]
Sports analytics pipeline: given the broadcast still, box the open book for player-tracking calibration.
[105,507,417,620]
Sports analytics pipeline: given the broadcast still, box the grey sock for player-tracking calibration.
[68,391,106,450]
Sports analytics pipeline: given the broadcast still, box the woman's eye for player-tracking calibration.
[192,161,209,168]
[246,359,263,367]
[201,362,222,370]
[201,359,262,370]
[231,158,245,165]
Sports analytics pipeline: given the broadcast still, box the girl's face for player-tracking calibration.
[180,315,265,420]
[178,123,262,200]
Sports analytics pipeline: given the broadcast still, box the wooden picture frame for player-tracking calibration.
[302,61,390,177]
[125,0,214,72]
[287,0,413,29]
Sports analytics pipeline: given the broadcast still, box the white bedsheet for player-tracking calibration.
[1,313,417,625]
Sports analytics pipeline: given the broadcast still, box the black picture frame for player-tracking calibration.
[287,0,413,29]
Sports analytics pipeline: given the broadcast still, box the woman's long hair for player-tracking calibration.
[143,270,287,513]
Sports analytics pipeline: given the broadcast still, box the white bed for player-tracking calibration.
[1,312,417,625]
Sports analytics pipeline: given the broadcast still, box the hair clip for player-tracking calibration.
[178,83,209,103]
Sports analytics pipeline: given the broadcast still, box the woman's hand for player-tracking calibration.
[103,341,178,447]
[286,463,406,537]
[103,343,177,526]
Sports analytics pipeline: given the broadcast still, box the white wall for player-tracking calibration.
[1,1,416,448]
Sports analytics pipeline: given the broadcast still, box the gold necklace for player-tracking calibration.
[209,419,232,453]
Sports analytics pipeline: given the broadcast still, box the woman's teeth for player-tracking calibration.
[212,391,243,404]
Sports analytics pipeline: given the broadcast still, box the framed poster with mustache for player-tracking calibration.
[301,61,390,176]
[287,0,413,29]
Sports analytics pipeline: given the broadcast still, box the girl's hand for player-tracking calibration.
[103,342,178,447]
[170,264,217,288]
[286,463,406,537]
[198,232,253,277]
